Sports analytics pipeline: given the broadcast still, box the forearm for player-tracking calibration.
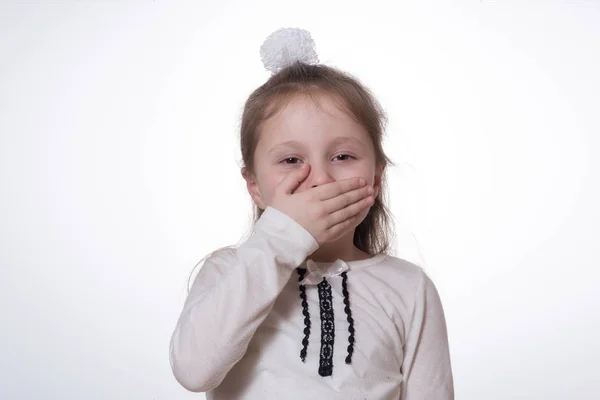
[169,206,319,392]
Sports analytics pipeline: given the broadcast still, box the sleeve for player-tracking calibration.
[169,206,320,392]
[400,270,455,400]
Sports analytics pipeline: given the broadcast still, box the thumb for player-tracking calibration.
[281,164,310,195]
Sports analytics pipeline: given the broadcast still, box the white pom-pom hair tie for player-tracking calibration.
[260,27,319,74]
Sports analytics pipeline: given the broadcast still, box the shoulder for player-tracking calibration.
[190,245,239,285]
[367,253,426,283]
[205,245,239,263]
[360,254,442,299]
[192,245,240,273]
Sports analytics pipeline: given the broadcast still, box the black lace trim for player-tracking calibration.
[296,268,311,362]
[296,267,355,376]
[317,277,335,376]
[341,271,354,363]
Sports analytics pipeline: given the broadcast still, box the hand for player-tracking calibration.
[270,164,374,245]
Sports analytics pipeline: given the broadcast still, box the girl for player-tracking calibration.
[169,28,454,399]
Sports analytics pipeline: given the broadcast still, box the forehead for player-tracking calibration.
[258,94,369,150]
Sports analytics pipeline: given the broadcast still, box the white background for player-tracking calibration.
[1,1,599,399]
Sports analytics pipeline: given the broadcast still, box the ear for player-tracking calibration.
[373,163,385,199]
[241,167,266,210]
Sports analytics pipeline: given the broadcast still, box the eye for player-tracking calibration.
[281,157,301,164]
[280,154,356,164]
[334,154,355,161]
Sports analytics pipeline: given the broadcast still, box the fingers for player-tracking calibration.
[322,184,373,215]
[280,164,310,195]
[326,215,360,241]
[324,188,373,229]
[314,176,365,201]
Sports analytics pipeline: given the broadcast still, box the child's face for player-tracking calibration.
[243,94,383,211]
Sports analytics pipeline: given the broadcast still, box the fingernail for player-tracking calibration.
[359,178,365,186]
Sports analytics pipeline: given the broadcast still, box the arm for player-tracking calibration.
[400,271,455,400]
[169,206,319,392]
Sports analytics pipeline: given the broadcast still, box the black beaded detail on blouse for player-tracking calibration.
[341,271,355,363]
[296,268,311,362]
[317,277,335,376]
[295,267,354,376]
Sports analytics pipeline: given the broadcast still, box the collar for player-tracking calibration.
[299,258,349,286]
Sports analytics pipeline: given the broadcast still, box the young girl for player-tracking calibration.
[169,28,454,399]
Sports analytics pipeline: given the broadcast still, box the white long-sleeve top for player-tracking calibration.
[169,206,454,399]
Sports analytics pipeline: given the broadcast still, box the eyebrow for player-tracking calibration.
[268,136,364,155]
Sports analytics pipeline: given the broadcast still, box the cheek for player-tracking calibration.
[355,198,372,224]
[341,164,375,185]
[262,176,283,201]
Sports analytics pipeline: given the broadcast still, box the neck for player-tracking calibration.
[308,230,370,263]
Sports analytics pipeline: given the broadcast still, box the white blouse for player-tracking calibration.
[169,206,454,399]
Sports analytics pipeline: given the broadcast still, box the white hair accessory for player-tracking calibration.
[259,27,319,74]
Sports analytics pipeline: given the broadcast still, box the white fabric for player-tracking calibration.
[299,258,348,285]
[169,206,454,399]
[259,27,319,74]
